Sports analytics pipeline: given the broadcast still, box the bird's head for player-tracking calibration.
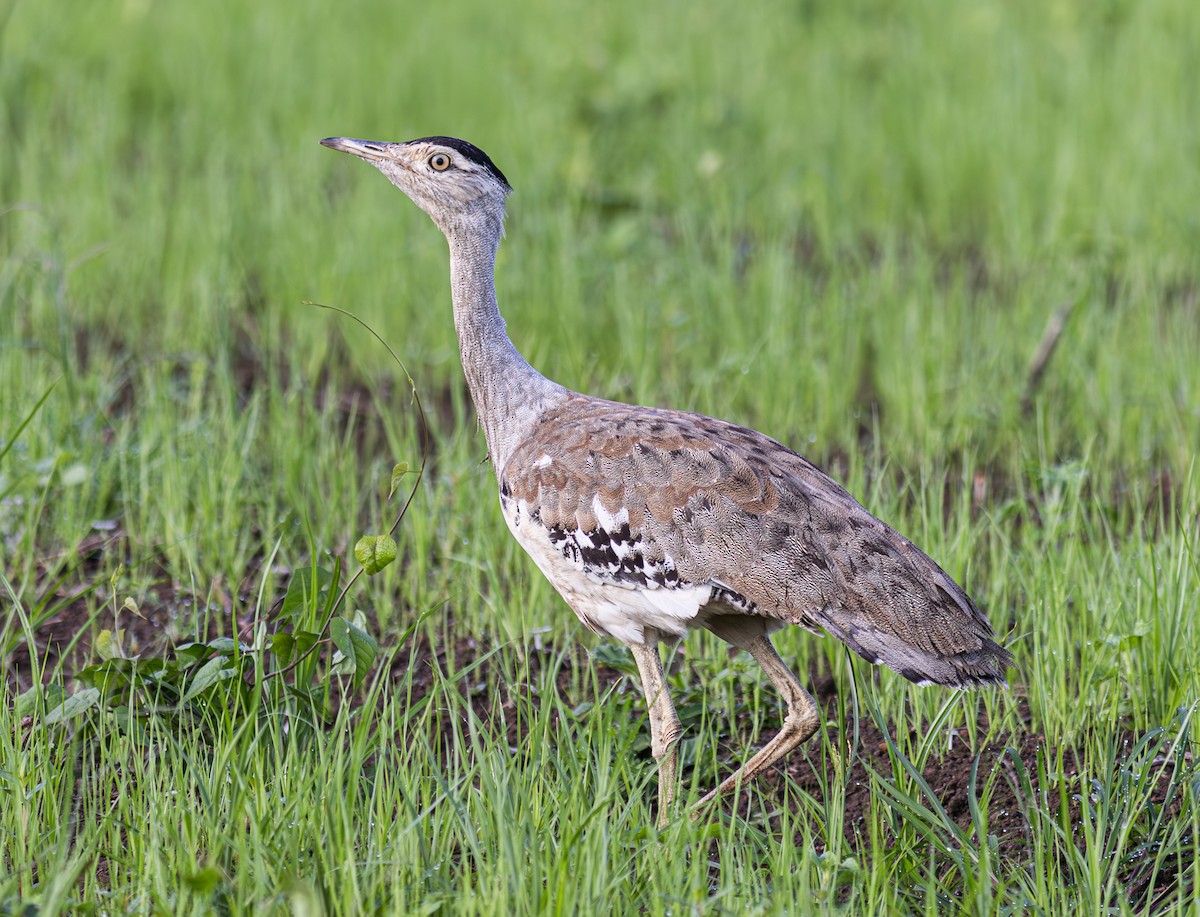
[320,135,511,237]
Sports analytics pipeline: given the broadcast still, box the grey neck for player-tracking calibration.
[445,214,568,474]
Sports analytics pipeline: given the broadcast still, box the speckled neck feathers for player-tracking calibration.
[445,215,567,471]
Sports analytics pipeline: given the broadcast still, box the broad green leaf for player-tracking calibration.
[330,617,352,662]
[271,632,296,666]
[355,534,397,575]
[280,566,335,621]
[280,631,322,678]
[183,656,238,703]
[134,657,170,677]
[15,685,64,719]
[96,628,127,661]
[330,616,379,689]
[109,706,152,741]
[388,462,411,499]
[174,643,211,667]
[14,687,39,719]
[590,643,640,678]
[76,659,135,693]
[44,688,101,724]
[293,630,319,657]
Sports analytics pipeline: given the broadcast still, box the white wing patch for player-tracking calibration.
[591,493,629,532]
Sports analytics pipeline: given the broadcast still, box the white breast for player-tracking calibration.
[500,492,710,645]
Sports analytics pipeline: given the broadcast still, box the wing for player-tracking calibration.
[500,394,1012,687]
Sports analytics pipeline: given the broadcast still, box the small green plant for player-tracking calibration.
[14,308,427,741]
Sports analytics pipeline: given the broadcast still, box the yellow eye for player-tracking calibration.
[429,152,452,172]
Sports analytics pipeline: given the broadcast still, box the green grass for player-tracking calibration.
[3,0,1200,912]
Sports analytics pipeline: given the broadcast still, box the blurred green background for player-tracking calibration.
[5,0,1199,450]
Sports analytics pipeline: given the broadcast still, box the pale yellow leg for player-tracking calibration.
[694,626,820,814]
[628,628,683,828]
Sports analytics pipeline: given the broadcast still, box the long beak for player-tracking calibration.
[319,137,391,161]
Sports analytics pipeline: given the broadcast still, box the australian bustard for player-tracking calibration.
[320,135,1013,824]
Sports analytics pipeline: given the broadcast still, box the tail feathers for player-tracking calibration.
[816,615,1014,688]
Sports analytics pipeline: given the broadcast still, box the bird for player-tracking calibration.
[320,134,1013,825]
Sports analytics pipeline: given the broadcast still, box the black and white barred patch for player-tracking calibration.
[710,583,758,615]
[544,520,682,589]
[499,481,760,617]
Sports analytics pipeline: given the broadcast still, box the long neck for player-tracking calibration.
[445,215,568,474]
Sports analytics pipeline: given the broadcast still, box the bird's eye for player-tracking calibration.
[429,153,452,172]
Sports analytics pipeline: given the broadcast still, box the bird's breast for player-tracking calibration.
[498,484,713,645]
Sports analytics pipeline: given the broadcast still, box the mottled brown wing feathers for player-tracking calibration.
[501,395,1012,686]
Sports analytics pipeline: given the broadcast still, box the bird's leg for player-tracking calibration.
[694,629,820,814]
[628,629,683,828]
